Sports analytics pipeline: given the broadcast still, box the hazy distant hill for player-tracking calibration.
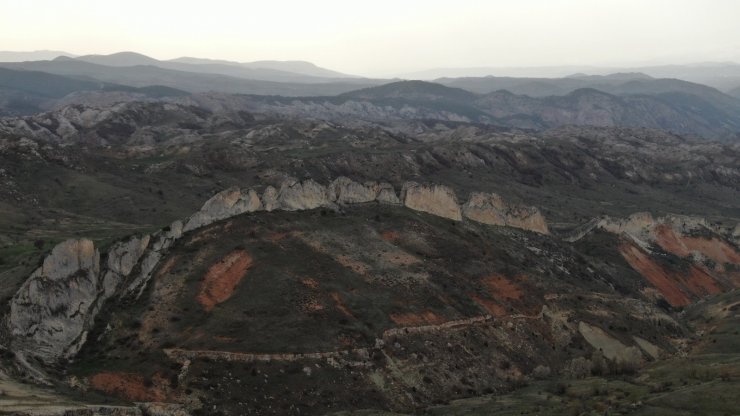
[339,80,476,102]
[437,73,731,99]
[67,52,359,83]
[730,85,740,99]
[409,63,740,93]
[0,50,76,62]
[0,67,187,115]
[0,59,380,96]
[171,56,354,79]
[239,80,740,139]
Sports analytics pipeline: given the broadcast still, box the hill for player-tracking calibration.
[238,81,740,139]
[0,59,380,97]
[0,100,738,414]
[0,50,76,62]
[0,67,187,115]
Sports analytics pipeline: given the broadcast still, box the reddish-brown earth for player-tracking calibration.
[381,230,401,242]
[196,250,253,311]
[89,372,170,402]
[619,243,723,307]
[301,277,320,289]
[482,274,524,300]
[330,292,355,318]
[470,294,507,317]
[654,225,740,266]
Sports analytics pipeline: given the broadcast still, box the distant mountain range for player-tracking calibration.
[0,50,77,62]
[0,54,385,104]
[237,80,740,139]
[403,62,740,93]
[0,51,739,139]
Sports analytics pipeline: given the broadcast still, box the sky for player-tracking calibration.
[2,0,739,77]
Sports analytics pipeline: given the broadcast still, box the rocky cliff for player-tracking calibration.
[8,239,101,365]
[462,192,549,234]
[4,177,547,369]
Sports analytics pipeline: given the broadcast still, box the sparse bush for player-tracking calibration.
[532,365,551,379]
[562,357,592,379]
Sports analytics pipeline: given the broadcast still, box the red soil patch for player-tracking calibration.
[336,255,369,274]
[304,300,325,312]
[471,295,507,317]
[89,372,170,402]
[381,230,401,242]
[330,292,354,318]
[482,274,523,300]
[155,255,179,278]
[683,267,724,297]
[196,250,253,311]
[654,225,740,266]
[390,311,446,326]
[619,243,722,307]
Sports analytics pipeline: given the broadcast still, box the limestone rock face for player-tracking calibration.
[329,177,378,204]
[598,212,657,237]
[578,322,643,365]
[101,235,151,299]
[401,182,462,221]
[183,187,262,232]
[276,179,333,211]
[261,186,279,211]
[9,239,101,364]
[462,192,549,234]
[124,221,183,299]
[375,183,400,205]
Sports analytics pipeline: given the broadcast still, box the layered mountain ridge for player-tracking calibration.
[2,173,737,415]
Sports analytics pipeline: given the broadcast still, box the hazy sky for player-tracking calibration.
[2,0,739,76]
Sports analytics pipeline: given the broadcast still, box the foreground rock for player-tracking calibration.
[8,240,101,364]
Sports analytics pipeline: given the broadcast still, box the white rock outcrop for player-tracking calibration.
[375,182,401,205]
[9,239,101,364]
[276,178,333,211]
[401,182,462,221]
[462,192,549,234]
[183,187,262,232]
[329,177,379,204]
[124,220,183,298]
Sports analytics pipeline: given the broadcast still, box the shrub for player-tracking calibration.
[562,357,592,379]
[532,365,551,379]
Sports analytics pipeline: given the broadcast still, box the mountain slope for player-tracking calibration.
[0,50,76,62]
[236,81,740,139]
[0,67,187,116]
[68,52,359,83]
[0,60,379,96]
[3,176,737,415]
[730,85,740,98]
[170,57,355,79]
